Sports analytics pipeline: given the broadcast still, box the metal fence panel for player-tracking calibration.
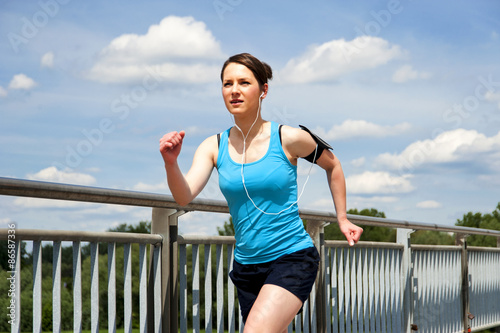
[193,244,200,332]
[412,248,463,333]
[469,250,500,331]
[12,240,21,333]
[33,240,42,333]
[52,241,61,333]
[216,244,224,333]
[152,244,162,333]
[179,244,187,333]
[90,242,99,332]
[204,244,213,333]
[124,243,132,333]
[108,242,117,333]
[227,244,236,333]
[139,244,148,333]
[73,241,82,333]
[324,245,405,333]
[0,227,161,333]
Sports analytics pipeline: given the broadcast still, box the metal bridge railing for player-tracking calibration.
[0,228,163,333]
[1,177,500,333]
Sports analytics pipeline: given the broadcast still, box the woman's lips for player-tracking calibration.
[230,99,243,105]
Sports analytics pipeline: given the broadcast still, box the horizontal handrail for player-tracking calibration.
[177,234,236,245]
[1,177,500,239]
[467,245,500,252]
[325,240,404,249]
[0,176,229,214]
[410,244,461,251]
[0,228,162,245]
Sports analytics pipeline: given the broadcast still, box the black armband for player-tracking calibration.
[299,125,333,164]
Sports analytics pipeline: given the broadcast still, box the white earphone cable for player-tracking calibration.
[232,94,317,215]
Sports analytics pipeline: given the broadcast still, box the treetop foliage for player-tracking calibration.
[455,202,500,247]
[215,204,500,246]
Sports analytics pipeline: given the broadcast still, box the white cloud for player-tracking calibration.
[26,166,96,185]
[184,125,220,137]
[477,174,500,186]
[0,217,14,226]
[346,171,414,194]
[77,204,137,215]
[392,65,432,83]
[280,36,403,83]
[485,90,500,109]
[416,200,442,209]
[350,195,400,204]
[41,52,54,68]
[315,119,411,141]
[351,157,366,168]
[14,197,92,208]
[178,211,228,235]
[133,181,168,192]
[8,74,37,90]
[0,86,7,97]
[347,196,400,210]
[376,129,500,172]
[310,195,399,211]
[86,16,225,84]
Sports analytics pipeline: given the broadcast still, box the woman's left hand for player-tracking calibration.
[338,219,363,246]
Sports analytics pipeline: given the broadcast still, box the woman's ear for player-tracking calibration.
[261,83,269,99]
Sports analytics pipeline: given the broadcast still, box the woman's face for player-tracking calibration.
[222,62,266,117]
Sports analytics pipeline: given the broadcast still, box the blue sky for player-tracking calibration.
[1,0,499,235]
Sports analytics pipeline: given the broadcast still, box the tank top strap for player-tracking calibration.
[269,121,284,154]
[216,127,231,170]
[217,122,283,169]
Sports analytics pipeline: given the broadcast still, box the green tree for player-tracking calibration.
[324,208,395,242]
[455,202,500,247]
[0,221,154,331]
[217,216,235,236]
[0,238,30,270]
[109,221,151,234]
[410,230,455,245]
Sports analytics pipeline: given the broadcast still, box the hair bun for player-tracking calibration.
[221,53,273,87]
[262,62,273,81]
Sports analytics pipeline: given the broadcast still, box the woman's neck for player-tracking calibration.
[233,116,266,141]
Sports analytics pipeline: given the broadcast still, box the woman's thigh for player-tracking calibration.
[243,284,302,333]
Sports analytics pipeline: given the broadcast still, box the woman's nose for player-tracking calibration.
[231,84,240,95]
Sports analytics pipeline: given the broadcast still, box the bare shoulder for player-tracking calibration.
[280,125,316,159]
[201,133,219,147]
[194,134,219,165]
[280,125,314,144]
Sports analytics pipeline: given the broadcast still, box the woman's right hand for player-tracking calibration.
[159,130,185,165]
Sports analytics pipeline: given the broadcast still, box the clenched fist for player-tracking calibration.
[159,130,185,165]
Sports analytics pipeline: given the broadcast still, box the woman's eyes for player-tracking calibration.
[223,81,250,87]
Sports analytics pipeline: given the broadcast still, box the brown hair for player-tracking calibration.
[220,53,273,88]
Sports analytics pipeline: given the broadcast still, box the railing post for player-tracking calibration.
[456,233,470,333]
[149,208,177,333]
[497,238,500,333]
[169,210,184,333]
[306,220,327,333]
[397,228,414,333]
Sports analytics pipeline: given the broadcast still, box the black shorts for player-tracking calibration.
[229,246,320,323]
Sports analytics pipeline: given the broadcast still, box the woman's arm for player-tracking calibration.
[281,126,363,245]
[316,150,363,246]
[159,131,217,206]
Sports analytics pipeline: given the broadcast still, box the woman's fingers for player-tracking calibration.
[160,131,185,151]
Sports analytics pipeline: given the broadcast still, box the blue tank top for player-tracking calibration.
[217,121,314,264]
